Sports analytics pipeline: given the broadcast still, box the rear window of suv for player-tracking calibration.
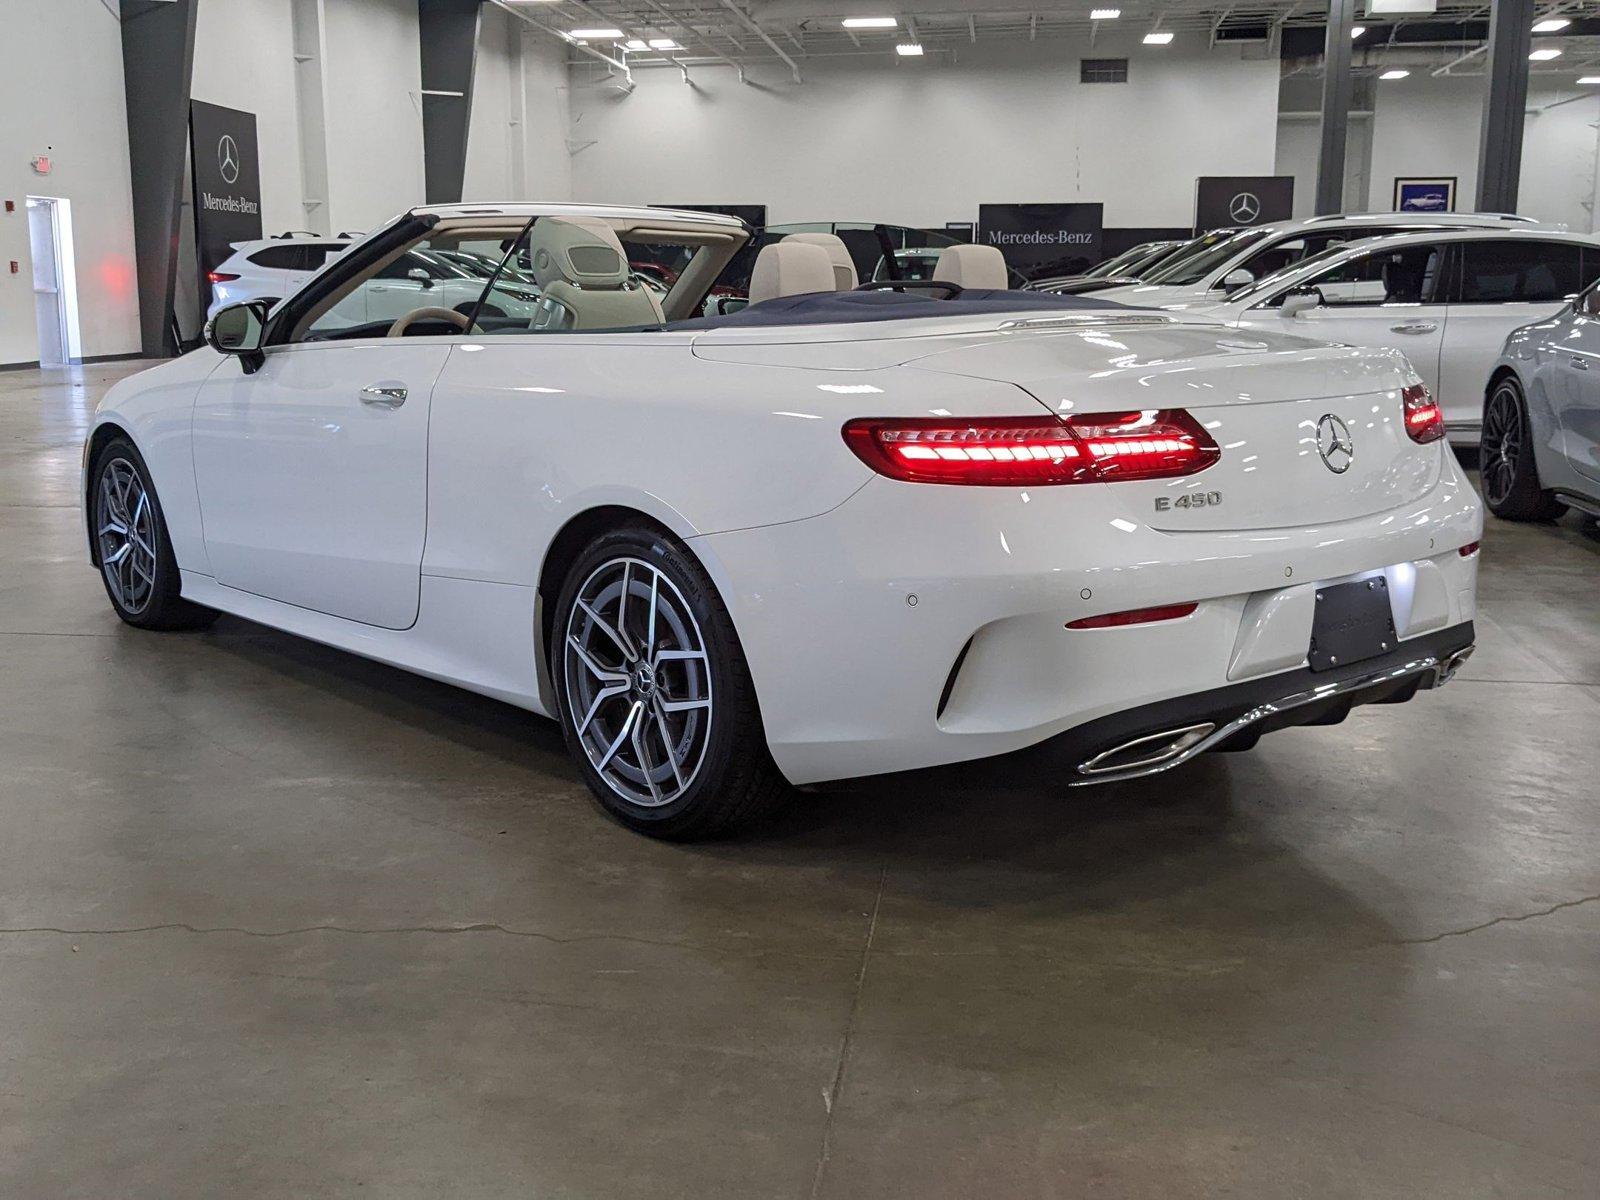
[248,243,345,271]
[1455,239,1588,304]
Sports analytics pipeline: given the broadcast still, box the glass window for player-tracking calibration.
[1456,239,1584,304]
[1144,227,1273,286]
[248,245,305,270]
[300,235,508,341]
[1291,243,1446,307]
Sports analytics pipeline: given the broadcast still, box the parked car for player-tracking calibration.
[1030,239,1188,293]
[1482,282,1600,521]
[206,235,353,317]
[87,202,1480,838]
[1165,227,1600,445]
[1090,212,1545,308]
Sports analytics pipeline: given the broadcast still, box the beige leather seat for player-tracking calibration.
[781,233,857,290]
[528,217,664,330]
[932,243,1010,290]
[748,242,837,303]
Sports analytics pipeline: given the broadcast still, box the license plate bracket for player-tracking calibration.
[1309,577,1396,672]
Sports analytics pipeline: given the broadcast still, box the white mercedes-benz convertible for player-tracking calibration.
[85,203,1482,838]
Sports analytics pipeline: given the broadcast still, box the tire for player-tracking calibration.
[1480,376,1568,522]
[551,525,789,839]
[89,438,219,631]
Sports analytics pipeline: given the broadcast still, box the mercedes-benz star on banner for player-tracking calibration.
[1194,177,1294,232]
[977,204,1103,281]
[190,101,263,300]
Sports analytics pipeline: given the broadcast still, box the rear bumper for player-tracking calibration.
[991,622,1474,786]
[695,458,1482,787]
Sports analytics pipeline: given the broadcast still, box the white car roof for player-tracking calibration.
[411,202,749,229]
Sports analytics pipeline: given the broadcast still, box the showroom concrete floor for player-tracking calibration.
[1,360,1597,1199]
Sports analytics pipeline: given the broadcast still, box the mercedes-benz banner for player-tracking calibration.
[190,101,263,296]
[1194,177,1294,232]
[977,203,1103,280]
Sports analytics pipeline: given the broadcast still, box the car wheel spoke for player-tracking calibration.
[563,555,713,809]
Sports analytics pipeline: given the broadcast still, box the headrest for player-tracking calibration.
[749,242,837,304]
[782,233,857,290]
[528,217,629,290]
[933,244,1010,290]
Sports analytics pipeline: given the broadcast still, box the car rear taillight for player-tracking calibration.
[1402,383,1445,444]
[1459,540,1481,557]
[1067,602,1199,629]
[208,271,240,284]
[841,410,1219,486]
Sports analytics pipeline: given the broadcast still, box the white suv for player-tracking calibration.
[1091,212,1546,308]
[207,236,354,317]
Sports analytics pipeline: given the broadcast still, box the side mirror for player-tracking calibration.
[407,267,433,288]
[205,300,270,372]
[1280,287,1323,318]
[1219,268,1255,293]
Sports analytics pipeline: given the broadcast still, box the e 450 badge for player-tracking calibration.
[1155,491,1223,512]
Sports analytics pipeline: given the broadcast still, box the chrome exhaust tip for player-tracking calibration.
[1425,645,1474,688]
[1078,722,1216,778]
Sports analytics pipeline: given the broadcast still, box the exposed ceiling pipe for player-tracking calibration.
[717,0,804,82]
[490,0,634,87]
[635,0,752,79]
[559,0,701,79]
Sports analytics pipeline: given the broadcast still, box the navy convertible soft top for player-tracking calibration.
[668,288,1136,331]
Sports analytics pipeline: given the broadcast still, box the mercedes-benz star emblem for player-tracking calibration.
[1228,191,1261,223]
[218,135,240,186]
[1316,413,1355,474]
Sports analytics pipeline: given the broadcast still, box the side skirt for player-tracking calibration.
[180,571,550,716]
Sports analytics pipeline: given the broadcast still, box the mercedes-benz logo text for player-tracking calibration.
[1316,413,1355,474]
[1228,191,1261,223]
[218,135,240,186]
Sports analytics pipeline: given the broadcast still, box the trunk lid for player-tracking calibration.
[906,322,1442,531]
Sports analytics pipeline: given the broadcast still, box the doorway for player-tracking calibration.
[26,196,82,367]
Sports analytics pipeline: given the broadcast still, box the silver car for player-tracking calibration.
[1483,284,1600,521]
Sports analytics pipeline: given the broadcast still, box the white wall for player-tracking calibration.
[322,0,424,232]
[1359,71,1599,229]
[565,39,1281,228]
[0,0,139,366]
[464,4,521,202]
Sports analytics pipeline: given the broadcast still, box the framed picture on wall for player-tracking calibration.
[1393,177,1456,213]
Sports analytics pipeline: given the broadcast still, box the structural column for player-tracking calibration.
[1315,0,1357,215]
[119,0,199,357]
[419,0,482,206]
[1476,0,1535,212]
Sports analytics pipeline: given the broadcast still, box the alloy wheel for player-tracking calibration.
[1481,385,1521,509]
[562,557,713,807]
[95,458,158,615]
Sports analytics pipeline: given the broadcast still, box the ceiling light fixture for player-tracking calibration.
[1379,68,1410,79]
[1091,8,1121,18]
[842,16,898,28]
[623,38,647,49]
[1580,75,1600,84]
[1143,30,1173,43]
[1351,24,1367,37]
[1532,17,1571,32]
[568,27,623,39]
[896,42,924,55]
[1530,46,1563,60]
[648,37,679,48]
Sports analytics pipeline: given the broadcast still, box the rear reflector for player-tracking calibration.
[1402,383,1445,444]
[1458,540,1481,556]
[842,410,1219,486]
[1067,602,1198,629]
[207,271,240,284]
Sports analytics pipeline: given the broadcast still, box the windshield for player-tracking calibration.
[1226,243,1357,306]
[1084,245,1148,279]
[1144,228,1273,286]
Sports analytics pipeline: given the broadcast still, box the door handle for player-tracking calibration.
[360,384,408,409]
[1390,321,1437,335]
[1572,356,1589,371]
